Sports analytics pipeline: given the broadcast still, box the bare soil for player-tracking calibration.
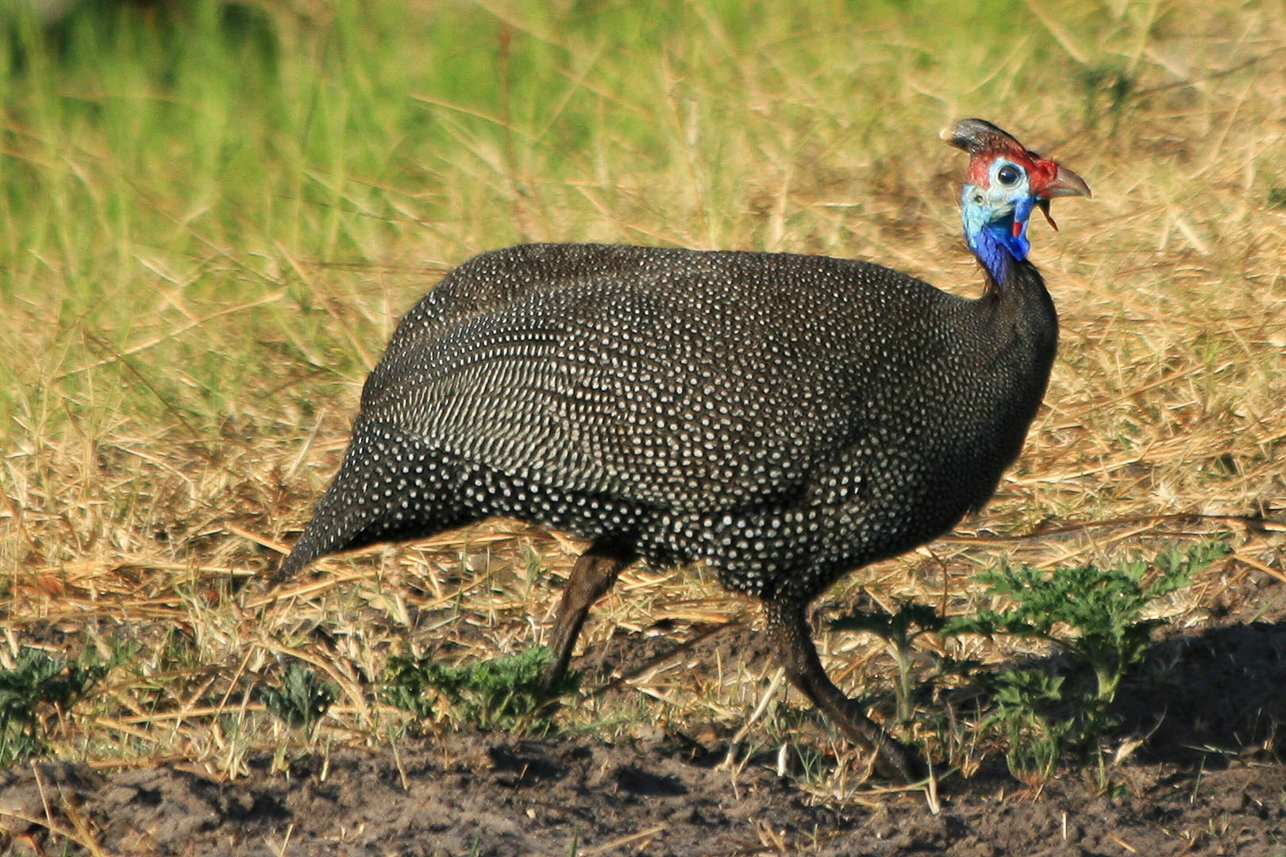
[3,596,1283,857]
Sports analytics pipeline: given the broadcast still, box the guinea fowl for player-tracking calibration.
[272,118,1089,781]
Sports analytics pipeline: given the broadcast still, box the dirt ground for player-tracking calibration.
[2,586,1283,857]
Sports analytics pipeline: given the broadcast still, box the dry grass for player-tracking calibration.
[1,0,1284,796]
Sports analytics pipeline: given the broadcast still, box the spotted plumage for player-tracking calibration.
[272,119,1089,781]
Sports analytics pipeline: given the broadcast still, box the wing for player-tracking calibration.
[366,243,702,399]
[360,246,946,514]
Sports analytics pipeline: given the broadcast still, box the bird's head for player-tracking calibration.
[942,118,1090,274]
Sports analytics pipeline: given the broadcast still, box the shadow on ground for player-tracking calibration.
[1116,618,1286,769]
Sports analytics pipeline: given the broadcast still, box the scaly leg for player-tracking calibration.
[764,599,924,783]
[541,538,636,688]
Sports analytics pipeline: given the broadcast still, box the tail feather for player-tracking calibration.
[271,488,361,586]
[271,417,464,587]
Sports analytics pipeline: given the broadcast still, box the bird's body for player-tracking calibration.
[272,120,1089,781]
[280,243,1054,603]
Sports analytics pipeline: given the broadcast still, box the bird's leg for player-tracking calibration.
[764,599,924,783]
[541,538,636,688]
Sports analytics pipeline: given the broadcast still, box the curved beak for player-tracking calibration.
[1033,162,1090,230]
[1040,163,1091,199]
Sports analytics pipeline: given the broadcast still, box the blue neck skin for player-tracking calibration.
[960,186,1036,286]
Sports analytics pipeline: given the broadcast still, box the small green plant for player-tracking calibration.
[947,540,1231,780]
[0,645,128,766]
[949,541,1230,712]
[833,601,946,722]
[260,662,338,734]
[381,645,575,732]
[381,655,439,721]
[979,669,1074,784]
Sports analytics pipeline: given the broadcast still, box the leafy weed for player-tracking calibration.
[381,645,575,733]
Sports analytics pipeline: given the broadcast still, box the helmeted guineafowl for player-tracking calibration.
[272,118,1090,781]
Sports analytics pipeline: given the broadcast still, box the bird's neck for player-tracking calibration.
[975,243,1058,371]
[963,200,1057,347]
[972,227,1013,291]
[968,222,1030,292]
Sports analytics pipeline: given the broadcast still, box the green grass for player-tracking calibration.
[1,0,1117,442]
[0,0,1284,800]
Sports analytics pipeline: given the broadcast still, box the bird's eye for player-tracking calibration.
[996,164,1021,186]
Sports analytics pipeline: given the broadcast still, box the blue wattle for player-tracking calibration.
[960,186,1035,285]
